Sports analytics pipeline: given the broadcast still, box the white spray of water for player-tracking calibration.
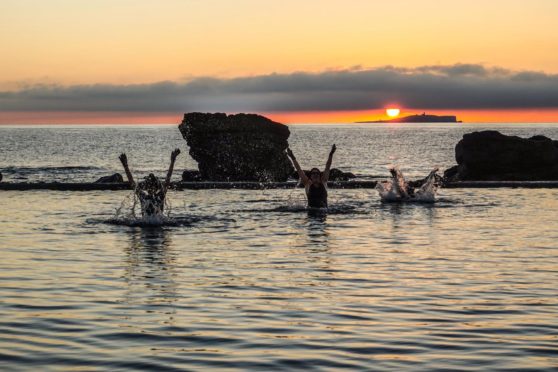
[376,167,439,203]
[284,179,309,210]
[413,170,439,202]
[113,187,173,226]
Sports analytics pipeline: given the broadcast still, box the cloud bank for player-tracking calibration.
[1,64,558,112]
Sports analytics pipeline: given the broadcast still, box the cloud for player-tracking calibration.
[1,64,558,112]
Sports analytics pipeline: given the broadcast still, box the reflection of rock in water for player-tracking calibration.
[179,112,294,181]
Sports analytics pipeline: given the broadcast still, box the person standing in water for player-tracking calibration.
[286,144,336,209]
[119,149,181,217]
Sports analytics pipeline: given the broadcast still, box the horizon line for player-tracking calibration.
[3,121,558,126]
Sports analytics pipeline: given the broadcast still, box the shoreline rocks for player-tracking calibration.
[179,113,294,182]
[291,168,356,182]
[94,173,124,183]
[444,130,558,181]
[182,169,203,182]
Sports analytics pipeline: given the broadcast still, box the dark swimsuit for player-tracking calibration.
[138,189,166,216]
[307,183,328,208]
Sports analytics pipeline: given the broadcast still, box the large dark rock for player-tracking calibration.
[94,173,124,183]
[179,113,294,181]
[444,130,558,181]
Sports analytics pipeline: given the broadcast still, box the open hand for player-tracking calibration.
[119,153,128,165]
[330,144,337,155]
[171,148,181,161]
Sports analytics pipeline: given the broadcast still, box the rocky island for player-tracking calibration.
[357,113,461,123]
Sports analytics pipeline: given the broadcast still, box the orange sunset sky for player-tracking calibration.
[1,0,557,124]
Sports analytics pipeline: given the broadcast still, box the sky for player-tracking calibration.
[1,0,558,124]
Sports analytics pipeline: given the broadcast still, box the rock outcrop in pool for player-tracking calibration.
[179,113,294,182]
[444,130,558,181]
[94,173,124,183]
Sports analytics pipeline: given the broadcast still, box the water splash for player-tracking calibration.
[375,167,409,202]
[376,167,439,203]
[284,178,307,208]
[413,169,439,202]
[111,185,173,226]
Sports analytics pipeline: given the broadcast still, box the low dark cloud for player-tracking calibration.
[1,64,557,112]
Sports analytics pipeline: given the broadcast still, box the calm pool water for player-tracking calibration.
[1,124,557,370]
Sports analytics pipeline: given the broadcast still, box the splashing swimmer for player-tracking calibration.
[377,167,440,202]
[119,149,181,218]
[286,144,336,209]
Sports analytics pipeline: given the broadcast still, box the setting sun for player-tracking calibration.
[386,108,400,117]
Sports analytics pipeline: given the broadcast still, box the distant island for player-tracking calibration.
[357,112,462,123]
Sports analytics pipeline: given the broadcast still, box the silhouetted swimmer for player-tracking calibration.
[287,144,336,209]
[381,167,439,202]
[119,149,180,218]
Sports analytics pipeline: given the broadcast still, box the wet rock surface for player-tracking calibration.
[179,113,294,181]
[291,168,356,182]
[444,130,558,181]
[181,169,203,182]
[408,173,444,188]
[328,168,357,181]
[94,173,124,183]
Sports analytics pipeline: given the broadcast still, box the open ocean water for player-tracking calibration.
[1,123,557,371]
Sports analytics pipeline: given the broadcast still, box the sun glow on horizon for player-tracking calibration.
[386,108,400,118]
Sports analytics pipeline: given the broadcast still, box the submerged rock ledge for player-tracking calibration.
[4,180,558,191]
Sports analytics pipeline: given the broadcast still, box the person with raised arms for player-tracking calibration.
[119,148,180,218]
[286,144,336,209]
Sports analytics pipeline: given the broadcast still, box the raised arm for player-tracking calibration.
[286,148,309,186]
[390,168,409,199]
[119,153,135,188]
[164,148,181,190]
[321,144,336,183]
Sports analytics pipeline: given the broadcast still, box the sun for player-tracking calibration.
[386,108,400,118]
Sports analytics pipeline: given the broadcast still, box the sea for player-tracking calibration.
[1,123,557,371]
